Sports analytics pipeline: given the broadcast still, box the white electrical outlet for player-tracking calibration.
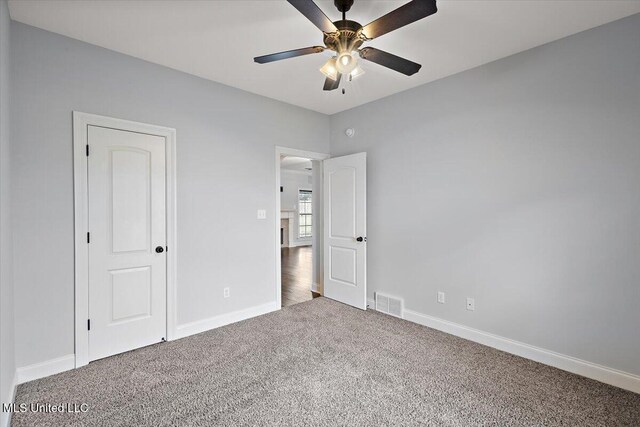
[257,209,266,219]
[223,287,230,298]
[437,291,446,304]
[466,297,475,311]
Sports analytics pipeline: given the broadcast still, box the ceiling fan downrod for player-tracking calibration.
[334,0,354,21]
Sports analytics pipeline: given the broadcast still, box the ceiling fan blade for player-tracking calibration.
[287,0,338,33]
[359,47,422,76]
[254,46,325,64]
[360,0,437,40]
[323,74,342,91]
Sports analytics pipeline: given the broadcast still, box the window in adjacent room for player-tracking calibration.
[298,190,312,238]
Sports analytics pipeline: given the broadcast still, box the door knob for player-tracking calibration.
[356,236,366,242]
[155,246,164,253]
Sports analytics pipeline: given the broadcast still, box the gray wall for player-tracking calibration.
[0,0,15,417]
[10,22,329,367]
[330,13,640,375]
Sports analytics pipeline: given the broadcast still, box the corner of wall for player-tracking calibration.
[0,0,17,423]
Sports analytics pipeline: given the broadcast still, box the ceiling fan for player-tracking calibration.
[254,0,437,92]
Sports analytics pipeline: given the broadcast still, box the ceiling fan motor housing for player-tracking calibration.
[323,20,364,53]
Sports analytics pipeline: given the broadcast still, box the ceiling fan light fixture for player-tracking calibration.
[320,57,339,81]
[349,64,365,80]
[336,51,357,74]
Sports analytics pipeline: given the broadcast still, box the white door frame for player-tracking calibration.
[275,146,329,308]
[73,111,177,368]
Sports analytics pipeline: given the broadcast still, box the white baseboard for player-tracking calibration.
[6,301,278,407]
[15,354,75,386]
[1,371,17,427]
[311,282,324,294]
[175,301,279,340]
[285,242,312,248]
[402,309,640,394]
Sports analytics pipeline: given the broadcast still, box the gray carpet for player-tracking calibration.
[12,297,640,426]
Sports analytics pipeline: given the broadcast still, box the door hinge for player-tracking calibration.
[87,319,91,331]
[86,144,89,156]
[87,232,90,243]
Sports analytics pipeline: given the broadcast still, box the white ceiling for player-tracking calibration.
[281,156,313,172]
[8,1,640,115]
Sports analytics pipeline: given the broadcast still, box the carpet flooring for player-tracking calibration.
[12,298,640,426]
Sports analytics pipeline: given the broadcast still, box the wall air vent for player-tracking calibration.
[375,292,403,318]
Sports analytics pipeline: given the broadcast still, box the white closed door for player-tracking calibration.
[88,125,167,361]
[323,153,367,309]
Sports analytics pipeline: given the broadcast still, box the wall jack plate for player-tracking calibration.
[466,297,475,311]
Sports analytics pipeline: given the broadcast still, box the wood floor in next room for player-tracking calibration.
[281,246,318,307]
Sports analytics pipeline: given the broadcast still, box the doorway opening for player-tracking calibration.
[275,147,367,311]
[275,147,329,308]
[280,156,320,307]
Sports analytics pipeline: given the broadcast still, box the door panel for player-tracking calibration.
[329,168,356,238]
[110,267,151,323]
[88,125,166,361]
[323,153,367,309]
[329,247,357,286]
[111,149,151,253]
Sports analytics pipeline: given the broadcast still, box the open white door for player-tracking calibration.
[323,152,367,309]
